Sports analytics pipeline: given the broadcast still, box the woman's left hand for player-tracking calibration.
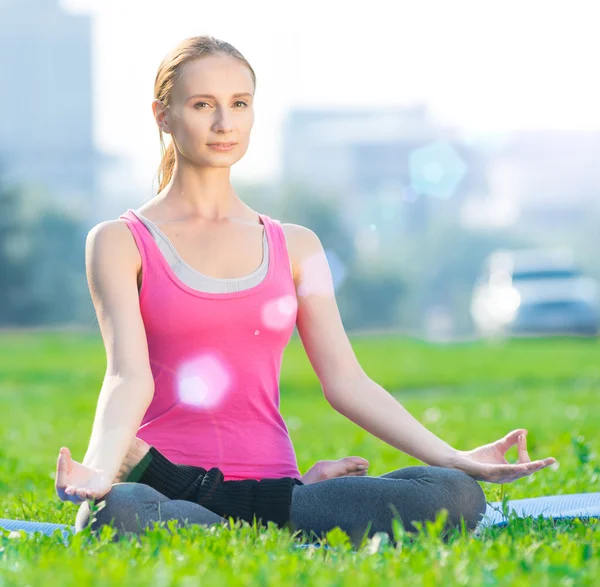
[449,429,556,484]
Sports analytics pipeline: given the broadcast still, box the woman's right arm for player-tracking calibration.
[79,219,155,482]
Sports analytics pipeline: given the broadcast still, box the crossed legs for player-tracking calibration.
[76,464,486,548]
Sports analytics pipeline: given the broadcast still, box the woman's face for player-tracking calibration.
[155,54,255,168]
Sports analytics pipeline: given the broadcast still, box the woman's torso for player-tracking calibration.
[118,203,301,481]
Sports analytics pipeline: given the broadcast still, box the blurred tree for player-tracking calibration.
[274,182,408,331]
[0,169,88,326]
[27,208,88,325]
[0,178,35,324]
[337,268,407,331]
[276,182,357,267]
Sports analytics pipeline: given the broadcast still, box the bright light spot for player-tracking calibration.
[423,161,444,183]
[297,251,336,297]
[262,294,298,330]
[565,405,580,420]
[488,286,521,323]
[409,140,467,199]
[472,273,522,330]
[176,353,232,410]
[287,416,303,431]
[490,270,512,288]
[423,407,441,423]
[254,329,260,336]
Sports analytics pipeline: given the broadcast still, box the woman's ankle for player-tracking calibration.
[113,437,151,483]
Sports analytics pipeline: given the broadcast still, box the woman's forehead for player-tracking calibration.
[174,57,253,99]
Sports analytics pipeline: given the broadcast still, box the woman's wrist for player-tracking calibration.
[442,449,486,480]
[441,448,469,471]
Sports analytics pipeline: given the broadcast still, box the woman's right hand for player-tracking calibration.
[55,447,113,504]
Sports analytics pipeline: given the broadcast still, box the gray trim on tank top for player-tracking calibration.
[133,209,269,294]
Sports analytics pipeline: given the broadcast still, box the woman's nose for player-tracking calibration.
[212,112,234,132]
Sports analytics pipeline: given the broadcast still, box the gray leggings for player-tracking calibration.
[76,466,487,546]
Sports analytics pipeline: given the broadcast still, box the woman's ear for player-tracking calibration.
[152,99,171,135]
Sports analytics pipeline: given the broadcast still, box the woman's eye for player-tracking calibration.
[193,101,248,109]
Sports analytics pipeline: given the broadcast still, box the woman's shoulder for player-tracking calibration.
[280,222,325,283]
[86,218,143,267]
[87,217,139,247]
[280,222,323,253]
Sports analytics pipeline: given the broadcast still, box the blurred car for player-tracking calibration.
[470,248,600,337]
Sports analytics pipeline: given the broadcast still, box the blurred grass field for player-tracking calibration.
[1,331,599,585]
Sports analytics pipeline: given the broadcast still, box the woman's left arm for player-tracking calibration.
[286,224,556,484]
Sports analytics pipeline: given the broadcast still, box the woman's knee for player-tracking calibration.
[75,482,163,537]
[76,482,230,538]
[432,467,487,529]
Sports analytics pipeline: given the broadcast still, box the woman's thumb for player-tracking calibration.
[56,447,72,490]
[58,447,71,467]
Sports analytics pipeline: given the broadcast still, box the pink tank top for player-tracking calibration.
[119,209,301,481]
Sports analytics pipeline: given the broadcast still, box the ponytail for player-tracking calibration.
[156,130,176,193]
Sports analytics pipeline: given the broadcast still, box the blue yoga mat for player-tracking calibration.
[2,493,598,547]
[477,492,600,529]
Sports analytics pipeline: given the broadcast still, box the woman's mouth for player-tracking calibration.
[207,143,237,151]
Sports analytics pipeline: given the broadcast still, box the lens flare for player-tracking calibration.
[262,294,298,330]
[176,352,232,410]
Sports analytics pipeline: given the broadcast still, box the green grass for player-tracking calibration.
[1,331,599,585]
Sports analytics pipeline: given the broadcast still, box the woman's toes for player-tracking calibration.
[344,469,368,477]
[324,457,369,479]
[301,457,370,484]
[342,457,369,474]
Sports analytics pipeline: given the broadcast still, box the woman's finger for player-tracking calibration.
[516,459,553,473]
[498,429,527,453]
[517,433,532,464]
[486,459,555,483]
[55,448,68,488]
[75,488,88,501]
[63,487,81,504]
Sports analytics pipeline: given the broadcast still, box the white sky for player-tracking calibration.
[62,0,600,189]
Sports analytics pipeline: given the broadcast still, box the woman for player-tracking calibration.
[55,35,555,547]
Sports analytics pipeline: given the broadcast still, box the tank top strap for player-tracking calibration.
[258,213,294,283]
[118,209,163,284]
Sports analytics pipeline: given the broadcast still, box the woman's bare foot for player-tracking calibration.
[300,457,370,485]
[112,436,151,483]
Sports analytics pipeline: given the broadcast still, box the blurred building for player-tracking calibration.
[281,105,487,245]
[460,130,600,230]
[0,0,100,224]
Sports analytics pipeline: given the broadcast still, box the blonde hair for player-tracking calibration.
[153,35,257,193]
